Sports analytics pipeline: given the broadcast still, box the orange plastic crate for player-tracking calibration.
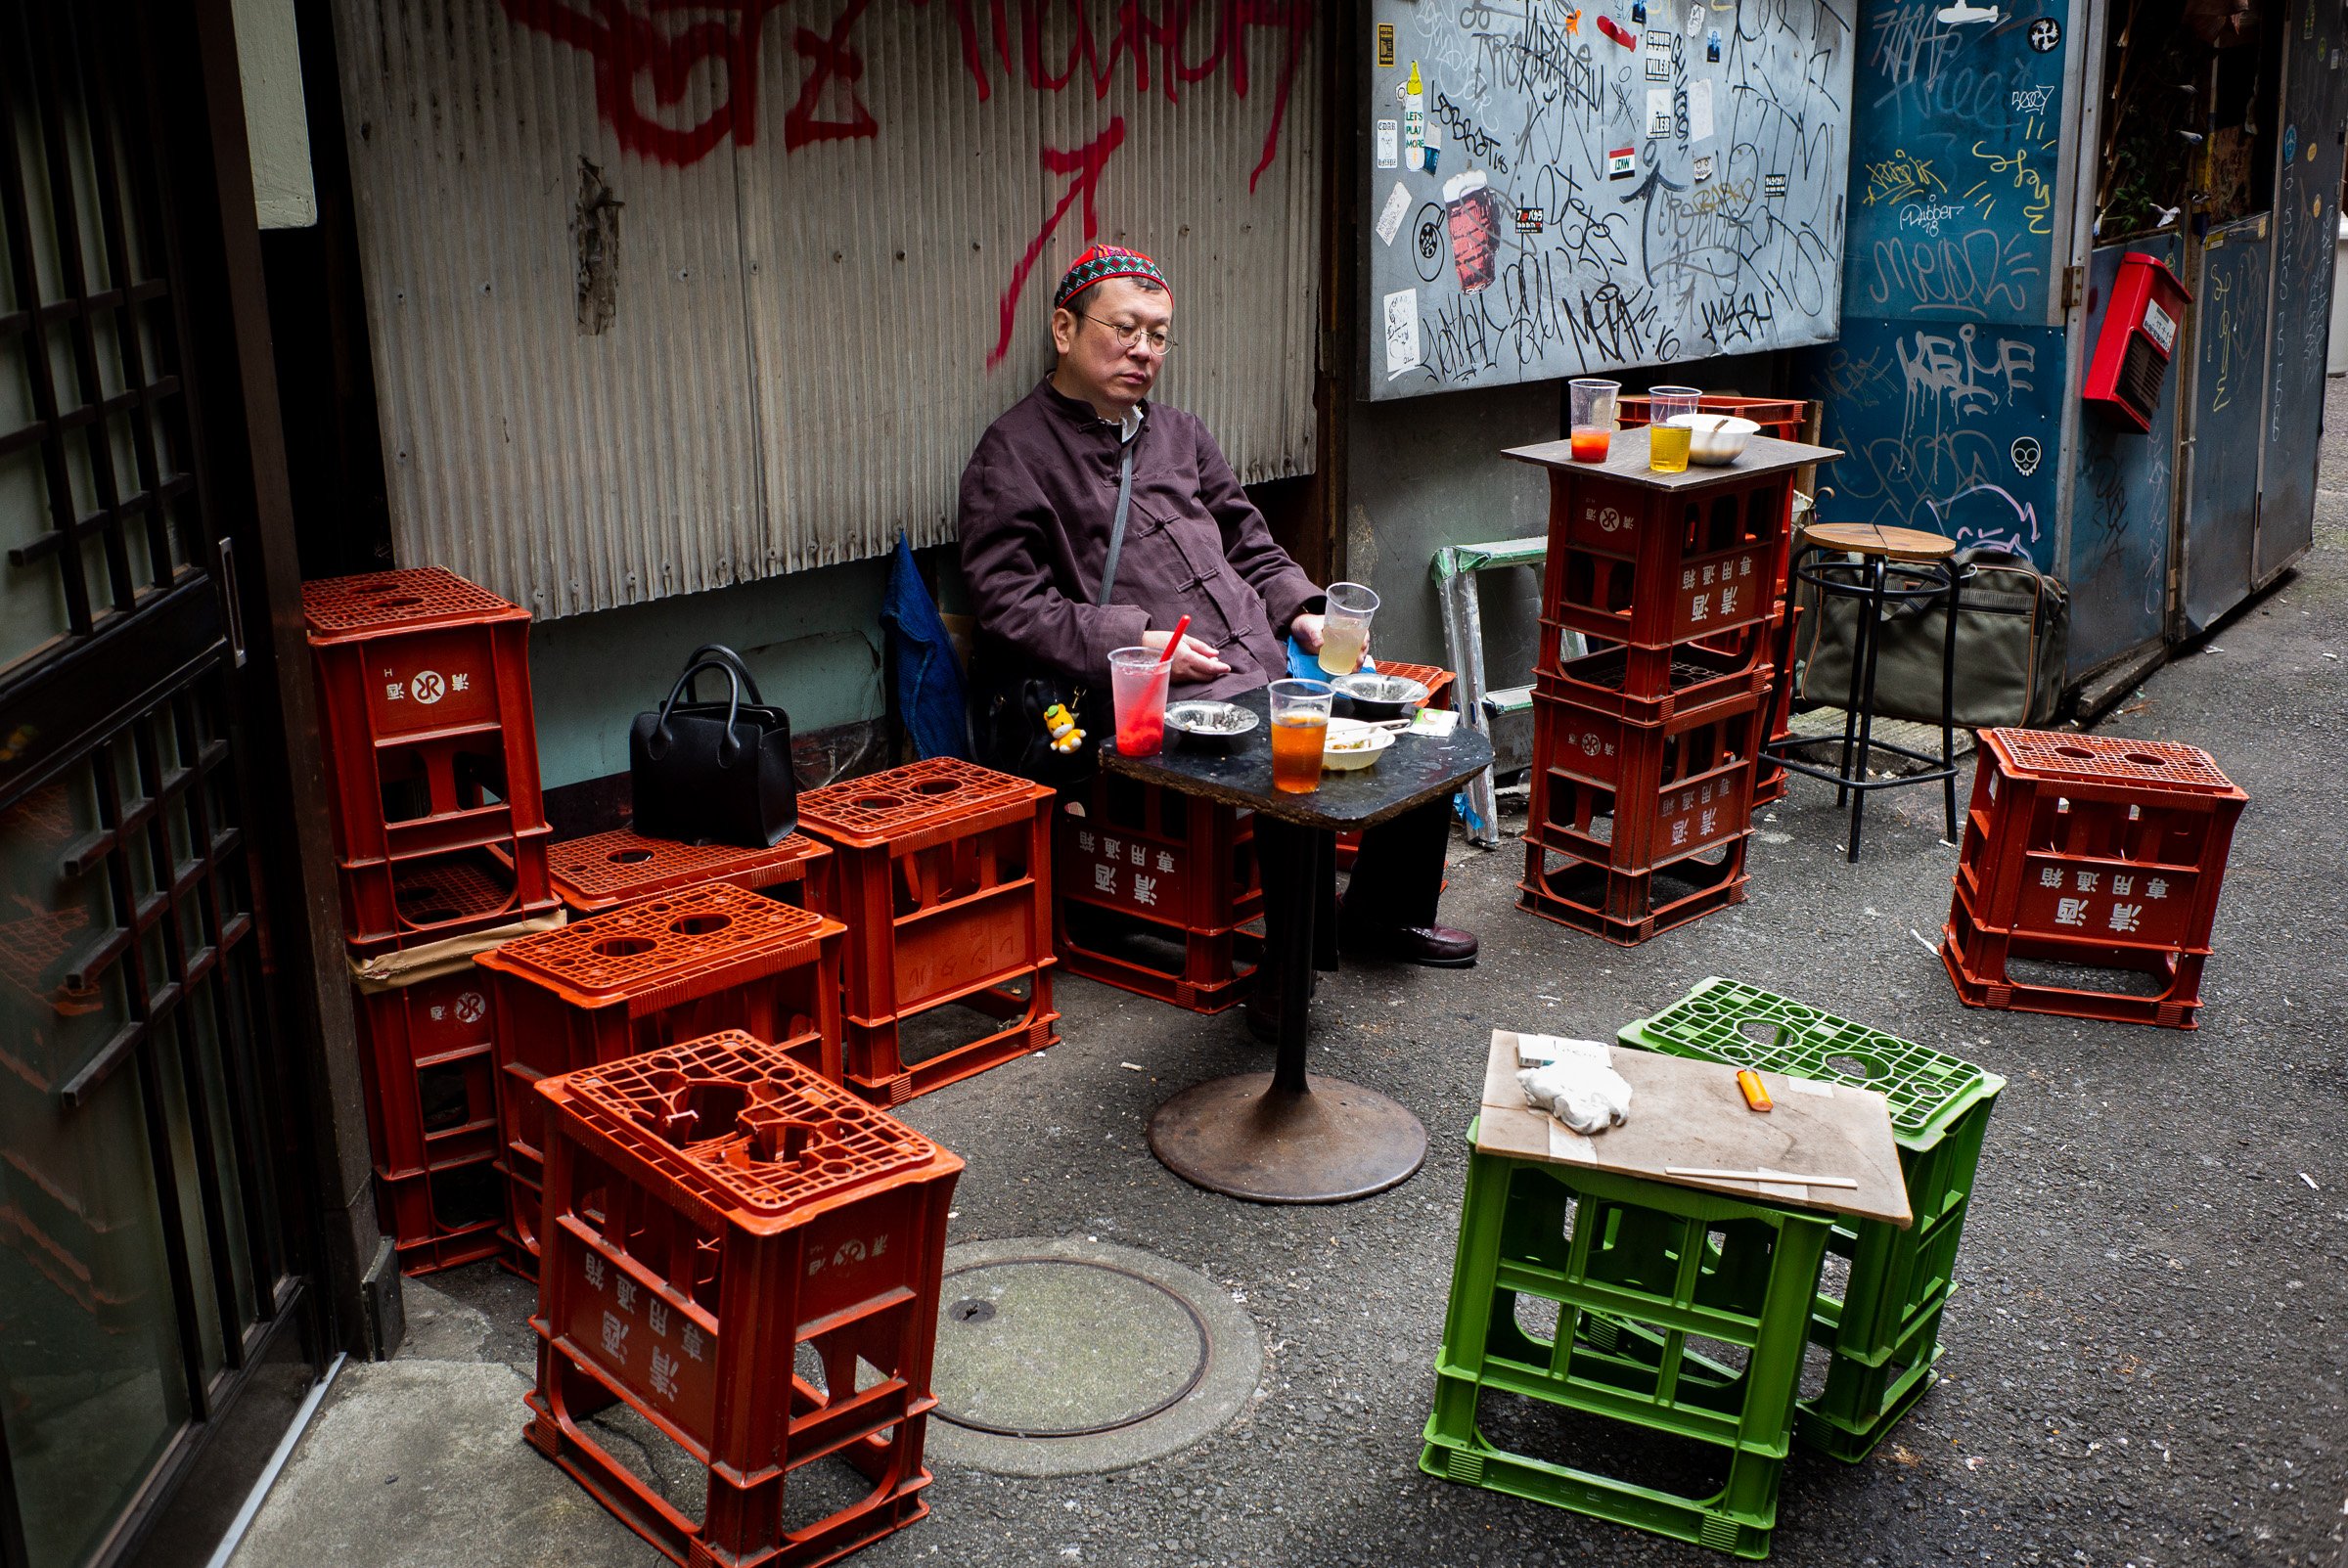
[376,1155,507,1276]
[799,759,1059,1103]
[353,967,501,1181]
[526,1031,960,1568]
[1517,835,1750,946]
[339,841,557,956]
[1537,466,1790,650]
[476,882,844,1271]
[1940,730,2245,1028]
[1525,688,1763,874]
[549,829,832,916]
[302,567,547,874]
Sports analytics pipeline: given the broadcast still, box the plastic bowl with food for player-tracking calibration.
[1164,700,1260,745]
[1330,671,1430,722]
[1668,412,1761,466]
[1320,721,1396,772]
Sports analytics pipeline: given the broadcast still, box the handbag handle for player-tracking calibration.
[651,657,746,764]
[682,643,768,706]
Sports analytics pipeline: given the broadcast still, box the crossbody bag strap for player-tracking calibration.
[1096,442,1137,605]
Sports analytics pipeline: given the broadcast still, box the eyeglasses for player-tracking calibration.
[1082,314,1173,355]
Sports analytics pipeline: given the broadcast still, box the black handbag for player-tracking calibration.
[628,645,799,847]
[975,442,1137,785]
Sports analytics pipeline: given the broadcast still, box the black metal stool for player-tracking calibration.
[1765,522,1963,862]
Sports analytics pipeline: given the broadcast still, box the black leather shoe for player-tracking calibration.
[1339,922,1480,967]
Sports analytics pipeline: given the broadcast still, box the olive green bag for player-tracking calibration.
[1798,546,2069,727]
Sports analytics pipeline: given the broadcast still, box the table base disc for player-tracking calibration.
[1146,1073,1427,1204]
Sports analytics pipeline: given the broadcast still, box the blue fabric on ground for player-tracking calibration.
[881,535,971,760]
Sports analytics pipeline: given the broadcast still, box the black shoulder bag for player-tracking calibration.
[628,644,799,847]
[975,442,1136,784]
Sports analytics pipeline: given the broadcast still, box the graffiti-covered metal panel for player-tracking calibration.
[1358,0,1858,396]
[2256,0,2348,583]
[2181,216,2271,633]
[1842,0,2070,328]
[333,0,1321,619]
[2068,237,2183,672]
[1814,316,2065,561]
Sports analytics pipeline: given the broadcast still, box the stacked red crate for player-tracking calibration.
[1619,398,1813,805]
[548,827,833,917]
[798,758,1060,1104]
[527,1030,960,1567]
[1515,448,1796,943]
[1053,772,1264,1013]
[475,881,845,1274]
[304,565,560,1274]
[1941,729,2245,1027]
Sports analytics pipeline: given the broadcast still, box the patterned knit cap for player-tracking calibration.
[1053,245,1171,312]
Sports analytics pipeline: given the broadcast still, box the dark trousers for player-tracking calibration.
[1251,797,1452,991]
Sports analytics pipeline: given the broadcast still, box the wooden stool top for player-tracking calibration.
[1802,522,1956,562]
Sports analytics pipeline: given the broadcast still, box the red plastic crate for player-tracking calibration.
[354,967,501,1180]
[799,759,1060,1103]
[1748,601,1802,807]
[303,567,546,871]
[339,840,558,955]
[549,829,833,916]
[1534,625,1773,722]
[1525,689,1763,874]
[1538,468,1790,649]
[1938,729,2245,1028]
[376,1153,507,1276]
[525,1031,960,1568]
[1517,834,1750,945]
[1616,394,1811,442]
[476,882,844,1271]
[1052,775,1262,1013]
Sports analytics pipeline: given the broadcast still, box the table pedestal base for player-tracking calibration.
[1147,1072,1426,1204]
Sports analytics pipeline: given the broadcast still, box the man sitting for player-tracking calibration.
[957,245,1476,1026]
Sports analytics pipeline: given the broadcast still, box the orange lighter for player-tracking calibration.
[1737,1069,1773,1112]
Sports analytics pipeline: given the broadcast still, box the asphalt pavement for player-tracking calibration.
[232,392,2348,1568]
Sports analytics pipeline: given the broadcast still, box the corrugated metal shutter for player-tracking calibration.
[331,0,1322,619]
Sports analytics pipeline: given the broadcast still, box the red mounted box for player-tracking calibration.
[526,1032,961,1568]
[799,759,1059,1104]
[1052,774,1262,1013]
[1940,729,2245,1028]
[549,829,833,917]
[1538,468,1789,649]
[1517,834,1749,945]
[476,882,845,1270]
[353,967,501,1180]
[2083,252,2190,433]
[1525,688,1764,874]
[302,567,548,872]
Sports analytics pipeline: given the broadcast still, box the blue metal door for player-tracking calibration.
[2180,216,2272,633]
[2255,0,2348,583]
[2067,238,2184,671]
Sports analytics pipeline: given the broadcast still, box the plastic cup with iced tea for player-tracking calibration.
[1107,647,1171,756]
[1317,582,1378,676]
[1569,379,1619,463]
[1648,385,1701,473]
[1268,678,1333,793]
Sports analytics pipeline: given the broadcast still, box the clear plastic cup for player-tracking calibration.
[1648,385,1701,473]
[1267,678,1333,792]
[1318,582,1379,676]
[1107,647,1172,756]
[1569,379,1620,463]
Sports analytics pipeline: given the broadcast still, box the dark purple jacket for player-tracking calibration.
[958,380,1323,701]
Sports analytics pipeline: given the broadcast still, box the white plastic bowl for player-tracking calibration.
[1669,413,1761,466]
[1320,721,1395,772]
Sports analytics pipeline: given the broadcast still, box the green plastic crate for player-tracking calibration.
[1616,977,2005,1459]
[1421,1124,1834,1559]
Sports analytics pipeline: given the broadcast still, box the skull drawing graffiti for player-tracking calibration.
[2010,437,2042,477]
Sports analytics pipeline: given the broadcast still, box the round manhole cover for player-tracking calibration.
[932,1258,1207,1437]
